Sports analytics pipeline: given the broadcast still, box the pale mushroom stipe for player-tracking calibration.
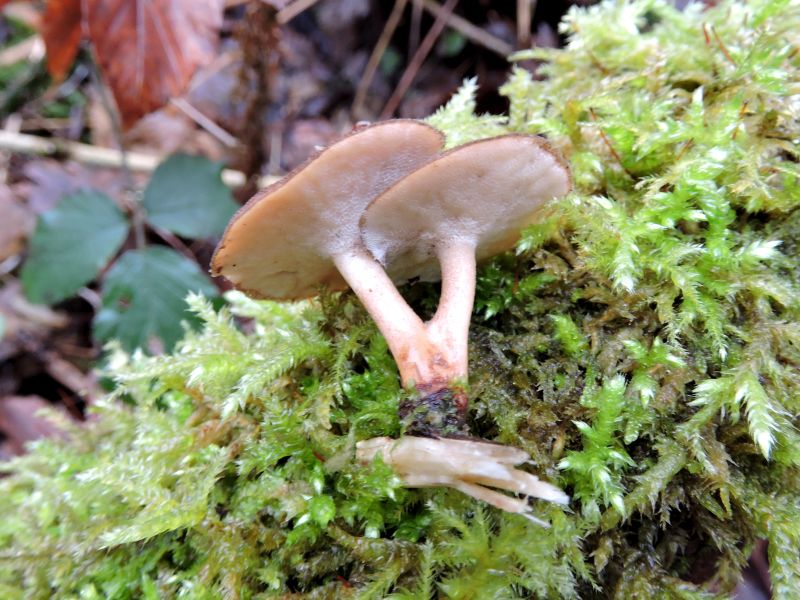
[212,121,572,522]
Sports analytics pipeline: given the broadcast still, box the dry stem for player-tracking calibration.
[0,130,277,188]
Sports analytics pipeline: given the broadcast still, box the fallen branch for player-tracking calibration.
[0,130,277,189]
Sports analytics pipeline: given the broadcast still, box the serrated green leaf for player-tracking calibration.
[21,191,129,304]
[143,154,238,239]
[94,247,217,352]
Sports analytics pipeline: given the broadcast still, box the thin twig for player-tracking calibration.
[420,0,512,56]
[0,130,278,188]
[0,2,40,28]
[380,0,460,119]
[352,0,409,117]
[702,22,735,65]
[0,34,42,67]
[1,114,22,184]
[170,98,239,148]
[276,0,321,25]
[409,0,423,60]
[516,0,537,48]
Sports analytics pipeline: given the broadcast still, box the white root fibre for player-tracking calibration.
[356,436,569,524]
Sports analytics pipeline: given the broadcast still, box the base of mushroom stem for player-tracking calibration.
[398,386,469,437]
[356,436,569,525]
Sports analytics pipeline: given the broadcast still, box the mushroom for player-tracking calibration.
[360,134,571,426]
[211,120,444,304]
[355,134,572,518]
[212,123,571,519]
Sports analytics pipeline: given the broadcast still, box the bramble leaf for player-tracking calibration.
[143,154,238,239]
[21,191,129,304]
[94,247,217,352]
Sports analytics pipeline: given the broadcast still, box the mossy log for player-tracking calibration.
[2,1,799,597]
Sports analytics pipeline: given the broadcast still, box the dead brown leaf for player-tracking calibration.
[42,349,100,401]
[282,118,338,169]
[316,0,370,33]
[124,107,227,161]
[20,159,133,214]
[84,0,225,128]
[0,280,68,363]
[41,0,82,79]
[0,395,67,455]
[0,186,34,262]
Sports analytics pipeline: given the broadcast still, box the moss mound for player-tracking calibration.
[2,1,799,597]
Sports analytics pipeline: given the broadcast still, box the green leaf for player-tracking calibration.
[21,191,129,304]
[143,154,238,239]
[94,247,217,352]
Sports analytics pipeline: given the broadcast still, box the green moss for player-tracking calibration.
[2,0,799,597]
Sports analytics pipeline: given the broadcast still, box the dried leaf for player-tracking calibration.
[21,159,131,214]
[124,108,226,159]
[41,0,82,79]
[0,187,34,262]
[84,0,225,128]
[0,396,66,455]
[42,350,99,401]
[0,279,68,361]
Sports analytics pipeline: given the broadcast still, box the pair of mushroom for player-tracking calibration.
[212,120,571,520]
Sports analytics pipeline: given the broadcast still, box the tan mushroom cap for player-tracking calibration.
[211,120,445,299]
[361,134,571,283]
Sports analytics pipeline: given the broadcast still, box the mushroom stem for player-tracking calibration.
[336,241,479,437]
[333,250,430,383]
[334,244,478,397]
[427,239,477,381]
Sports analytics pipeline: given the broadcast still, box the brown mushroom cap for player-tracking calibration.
[361,134,571,283]
[211,120,445,299]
